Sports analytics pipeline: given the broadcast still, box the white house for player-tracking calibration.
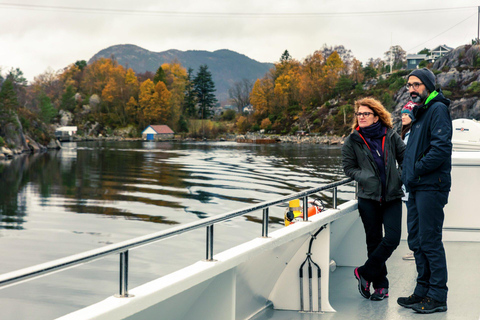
[55,126,77,141]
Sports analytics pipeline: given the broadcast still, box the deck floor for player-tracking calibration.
[252,240,480,320]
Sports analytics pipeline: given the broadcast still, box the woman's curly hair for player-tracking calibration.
[351,97,393,131]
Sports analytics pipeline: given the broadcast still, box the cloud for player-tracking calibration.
[0,0,478,82]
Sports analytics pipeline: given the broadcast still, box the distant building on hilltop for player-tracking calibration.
[430,45,454,59]
[406,44,454,70]
[406,54,428,70]
[142,125,174,141]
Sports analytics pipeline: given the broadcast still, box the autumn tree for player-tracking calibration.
[250,76,274,119]
[138,79,171,127]
[193,65,217,120]
[321,52,345,97]
[384,45,406,71]
[162,61,188,130]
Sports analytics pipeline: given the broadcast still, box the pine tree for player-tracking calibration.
[153,66,167,85]
[193,65,217,120]
[183,68,197,118]
[39,92,57,123]
[0,78,18,111]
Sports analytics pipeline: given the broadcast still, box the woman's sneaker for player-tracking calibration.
[371,288,389,301]
[397,294,424,308]
[354,267,371,299]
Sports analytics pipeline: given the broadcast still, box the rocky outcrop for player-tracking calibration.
[433,45,480,70]
[59,110,74,126]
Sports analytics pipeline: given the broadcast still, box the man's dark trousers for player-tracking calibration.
[407,190,449,302]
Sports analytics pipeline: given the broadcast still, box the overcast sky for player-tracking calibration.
[1,0,479,82]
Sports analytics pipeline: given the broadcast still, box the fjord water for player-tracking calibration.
[0,140,350,319]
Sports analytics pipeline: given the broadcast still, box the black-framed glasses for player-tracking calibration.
[355,112,374,118]
[406,82,423,90]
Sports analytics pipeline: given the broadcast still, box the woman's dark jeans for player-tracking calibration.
[357,197,402,289]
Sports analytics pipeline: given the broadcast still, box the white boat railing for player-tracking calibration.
[0,177,354,298]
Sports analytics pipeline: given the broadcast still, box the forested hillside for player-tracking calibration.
[89,44,273,102]
[2,44,480,156]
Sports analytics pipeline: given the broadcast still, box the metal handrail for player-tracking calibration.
[0,177,354,295]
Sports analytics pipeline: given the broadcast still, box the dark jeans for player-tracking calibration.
[358,198,402,289]
[407,190,449,302]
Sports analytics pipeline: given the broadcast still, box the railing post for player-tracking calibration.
[262,208,269,237]
[302,196,308,221]
[116,250,132,297]
[206,225,214,261]
[333,187,338,209]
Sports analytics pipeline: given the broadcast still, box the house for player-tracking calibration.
[142,125,174,141]
[243,104,254,114]
[430,45,454,59]
[406,54,427,70]
[55,126,77,141]
[406,44,454,70]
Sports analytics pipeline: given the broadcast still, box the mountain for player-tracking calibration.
[88,44,274,102]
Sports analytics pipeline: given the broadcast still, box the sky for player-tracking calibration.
[1,0,480,83]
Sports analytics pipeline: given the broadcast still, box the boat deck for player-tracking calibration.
[252,240,480,320]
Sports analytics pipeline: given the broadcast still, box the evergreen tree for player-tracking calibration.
[193,65,217,119]
[153,66,167,85]
[61,85,76,111]
[0,78,18,111]
[75,60,87,71]
[39,91,57,123]
[177,114,189,133]
[280,50,292,63]
[183,68,197,117]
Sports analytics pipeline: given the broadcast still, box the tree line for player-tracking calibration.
[0,43,433,144]
[0,58,218,142]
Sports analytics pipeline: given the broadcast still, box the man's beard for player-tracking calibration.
[410,90,429,104]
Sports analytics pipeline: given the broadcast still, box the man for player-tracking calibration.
[398,68,452,314]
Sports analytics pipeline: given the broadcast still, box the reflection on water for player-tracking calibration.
[0,141,345,230]
[0,140,349,319]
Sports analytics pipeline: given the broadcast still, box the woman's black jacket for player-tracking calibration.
[342,127,405,202]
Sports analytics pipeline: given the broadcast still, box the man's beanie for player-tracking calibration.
[401,101,415,119]
[408,68,436,93]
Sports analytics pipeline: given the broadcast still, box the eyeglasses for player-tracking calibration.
[355,112,374,118]
[406,82,423,90]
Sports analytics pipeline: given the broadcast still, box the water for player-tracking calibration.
[0,140,349,319]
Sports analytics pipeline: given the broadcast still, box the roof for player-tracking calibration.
[56,126,77,132]
[148,125,174,134]
[406,54,427,60]
[431,44,453,52]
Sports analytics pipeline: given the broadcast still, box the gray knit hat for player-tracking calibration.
[408,68,436,93]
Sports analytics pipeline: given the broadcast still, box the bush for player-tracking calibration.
[442,90,452,97]
[448,80,457,88]
[221,109,236,121]
[0,136,4,146]
[468,81,480,93]
[290,126,299,135]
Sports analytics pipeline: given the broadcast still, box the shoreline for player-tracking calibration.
[1,134,344,160]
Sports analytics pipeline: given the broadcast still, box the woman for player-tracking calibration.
[342,97,405,301]
[400,101,415,261]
